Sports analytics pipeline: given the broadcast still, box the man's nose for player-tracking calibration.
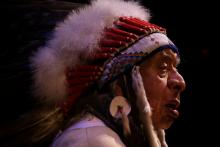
[168,70,186,93]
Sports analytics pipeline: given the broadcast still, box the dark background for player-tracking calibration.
[0,0,215,146]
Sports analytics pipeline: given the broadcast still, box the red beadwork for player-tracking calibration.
[67,77,98,85]
[88,53,113,60]
[104,31,135,43]
[100,39,128,47]
[97,47,119,53]
[68,84,89,95]
[106,28,138,40]
[131,18,166,33]
[119,17,150,30]
[114,21,147,35]
[68,65,103,72]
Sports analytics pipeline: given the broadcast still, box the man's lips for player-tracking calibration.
[166,100,180,119]
[167,108,179,119]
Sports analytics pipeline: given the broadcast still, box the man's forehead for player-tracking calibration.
[140,48,180,67]
[156,49,180,64]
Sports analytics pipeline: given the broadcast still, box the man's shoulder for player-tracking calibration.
[86,126,126,147]
[51,126,125,147]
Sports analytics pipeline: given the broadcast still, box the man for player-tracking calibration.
[29,0,185,146]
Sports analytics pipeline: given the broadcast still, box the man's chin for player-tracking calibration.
[157,120,174,129]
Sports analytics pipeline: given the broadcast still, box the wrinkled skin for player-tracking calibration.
[140,49,186,129]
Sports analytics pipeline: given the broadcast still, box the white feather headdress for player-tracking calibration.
[30,0,177,107]
[30,0,151,103]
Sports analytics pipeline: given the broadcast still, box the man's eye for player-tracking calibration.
[158,63,168,77]
[159,63,168,70]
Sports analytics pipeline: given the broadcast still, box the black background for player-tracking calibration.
[0,0,216,147]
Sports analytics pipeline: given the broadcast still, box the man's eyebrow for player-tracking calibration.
[160,52,180,66]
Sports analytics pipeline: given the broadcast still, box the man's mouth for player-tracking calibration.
[165,100,180,119]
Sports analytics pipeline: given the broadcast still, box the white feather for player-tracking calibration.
[31,0,151,103]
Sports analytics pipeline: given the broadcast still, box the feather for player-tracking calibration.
[31,0,151,104]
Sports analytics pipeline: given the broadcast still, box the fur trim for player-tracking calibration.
[30,0,151,103]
